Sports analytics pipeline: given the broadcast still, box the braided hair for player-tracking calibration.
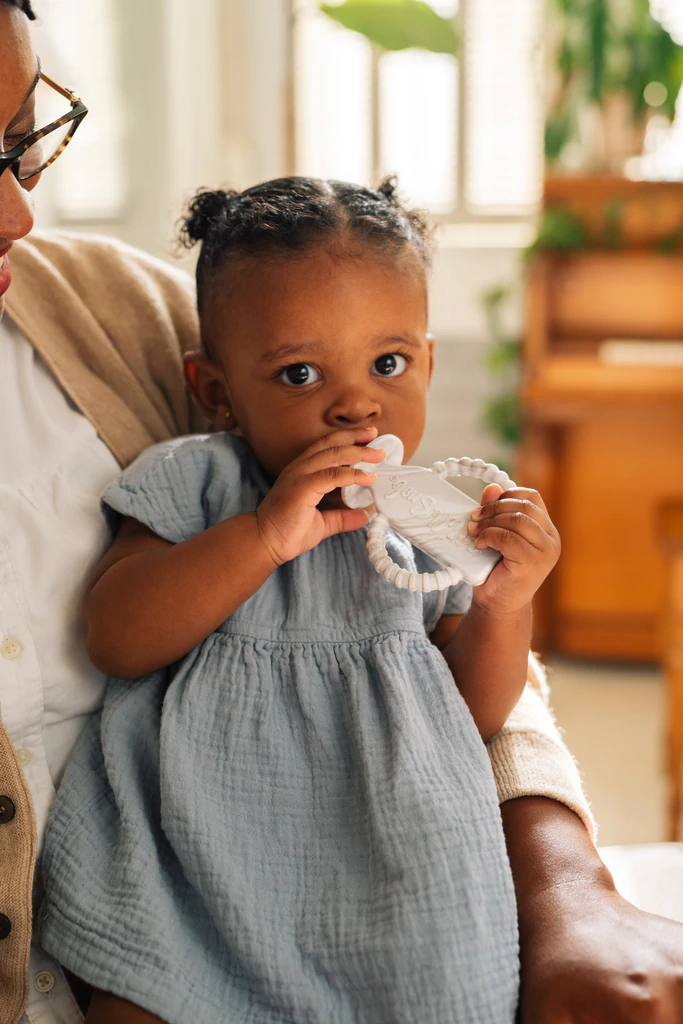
[178,176,433,313]
[1,0,36,19]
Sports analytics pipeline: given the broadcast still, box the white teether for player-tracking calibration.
[342,434,516,591]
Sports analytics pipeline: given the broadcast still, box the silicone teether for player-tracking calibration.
[342,434,516,591]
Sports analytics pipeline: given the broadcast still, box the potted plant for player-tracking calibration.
[546,0,683,173]
[319,0,458,56]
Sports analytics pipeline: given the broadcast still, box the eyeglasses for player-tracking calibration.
[0,72,88,182]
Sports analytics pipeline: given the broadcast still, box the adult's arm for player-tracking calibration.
[492,657,683,1022]
[434,616,683,1021]
[487,653,596,838]
[430,615,595,834]
[504,796,683,1023]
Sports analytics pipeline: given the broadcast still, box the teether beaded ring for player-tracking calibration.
[366,457,516,593]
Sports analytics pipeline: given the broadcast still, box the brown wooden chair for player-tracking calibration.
[658,499,683,841]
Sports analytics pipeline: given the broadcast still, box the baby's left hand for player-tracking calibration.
[467,483,560,615]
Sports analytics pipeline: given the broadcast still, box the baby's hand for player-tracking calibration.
[467,484,560,615]
[255,427,385,567]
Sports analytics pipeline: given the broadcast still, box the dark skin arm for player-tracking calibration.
[503,796,683,1024]
[431,618,683,1023]
[441,600,532,741]
[434,482,560,742]
[83,427,382,679]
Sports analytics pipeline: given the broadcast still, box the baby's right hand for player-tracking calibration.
[255,427,384,567]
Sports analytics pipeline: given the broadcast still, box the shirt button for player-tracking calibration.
[0,915,11,940]
[15,748,33,767]
[34,970,56,994]
[0,637,23,661]
[0,797,15,824]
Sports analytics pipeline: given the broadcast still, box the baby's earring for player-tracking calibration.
[222,407,242,436]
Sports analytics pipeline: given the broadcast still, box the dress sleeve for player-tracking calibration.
[442,581,472,616]
[101,434,244,545]
[486,653,597,843]
[413,545,473,634]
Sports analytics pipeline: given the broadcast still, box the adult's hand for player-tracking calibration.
[502,797,683,1023]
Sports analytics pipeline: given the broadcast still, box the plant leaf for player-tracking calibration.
[483,394,522,446]
[320,1,459,56]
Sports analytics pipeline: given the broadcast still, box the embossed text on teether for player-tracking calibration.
[382,474,475,547]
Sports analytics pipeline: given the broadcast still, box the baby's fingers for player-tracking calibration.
[308,465,377,498]
[295,427,379,463]
[472,496,556,535]
[471,512,552,555]
[495,487,550,517]
[319,507,370,539]
[299,443,386,478]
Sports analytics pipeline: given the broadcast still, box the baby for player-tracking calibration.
[40,176,560,1024]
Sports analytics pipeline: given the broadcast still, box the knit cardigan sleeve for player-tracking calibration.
[487,654,597,842]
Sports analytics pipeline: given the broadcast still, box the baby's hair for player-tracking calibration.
[178,175,434,314]
[1,0,36,18]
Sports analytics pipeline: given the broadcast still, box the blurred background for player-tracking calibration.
[26,0,683,849]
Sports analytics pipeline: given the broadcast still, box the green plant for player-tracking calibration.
[480,285,522,452]
[524,206,588,261]
[319,1,458,56]
[546,0,683,165]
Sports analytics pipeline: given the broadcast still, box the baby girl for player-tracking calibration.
[40,176,560,1024]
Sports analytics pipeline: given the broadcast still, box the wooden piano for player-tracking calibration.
[519,177,683,661]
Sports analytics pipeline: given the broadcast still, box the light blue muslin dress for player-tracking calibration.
[40,433,519,1024]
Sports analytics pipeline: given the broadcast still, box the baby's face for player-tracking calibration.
[195,245,434,484]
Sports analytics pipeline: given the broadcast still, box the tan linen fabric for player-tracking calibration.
[0,231,594,1024]
[5,230,204,469]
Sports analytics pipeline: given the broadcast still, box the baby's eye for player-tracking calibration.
[371,353,408,377]
[279,363,320,387]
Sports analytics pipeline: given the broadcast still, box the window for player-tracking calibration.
[293,0,544,220]
[32,0,126,221]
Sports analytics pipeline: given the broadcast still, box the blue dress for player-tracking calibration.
[40,433,519,1024]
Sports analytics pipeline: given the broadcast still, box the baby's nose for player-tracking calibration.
[325,388,381,428]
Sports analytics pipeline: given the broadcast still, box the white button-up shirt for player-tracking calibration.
[0,313,120,1023]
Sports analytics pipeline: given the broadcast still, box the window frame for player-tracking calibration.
[289,0,543,235]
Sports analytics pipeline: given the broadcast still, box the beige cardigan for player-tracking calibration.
[0,231,594,1024]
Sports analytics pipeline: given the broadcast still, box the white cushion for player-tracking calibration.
[599,844,683,922]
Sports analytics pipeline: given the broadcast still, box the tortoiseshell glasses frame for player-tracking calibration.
[0,72,88,182]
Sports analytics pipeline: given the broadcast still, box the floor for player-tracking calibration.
[547,657,667,847]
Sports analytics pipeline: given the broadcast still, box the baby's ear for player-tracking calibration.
[426,332,435,386]
[184,352,237,431]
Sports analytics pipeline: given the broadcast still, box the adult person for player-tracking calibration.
[1,2,682,1023]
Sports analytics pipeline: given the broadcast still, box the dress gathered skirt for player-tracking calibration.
[40,433,519,1024]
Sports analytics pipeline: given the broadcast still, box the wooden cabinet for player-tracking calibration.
[519,178,683,661]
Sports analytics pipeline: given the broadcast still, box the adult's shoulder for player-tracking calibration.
[10,229,197,316]
[6,231,205,466]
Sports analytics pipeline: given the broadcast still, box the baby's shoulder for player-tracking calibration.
[103,432,259,544]
[122,432,246,487]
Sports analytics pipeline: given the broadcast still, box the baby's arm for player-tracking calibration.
[84,512,280,678]
[434,607,532,741]
[434,483,560,741]
[85,426,384,679]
